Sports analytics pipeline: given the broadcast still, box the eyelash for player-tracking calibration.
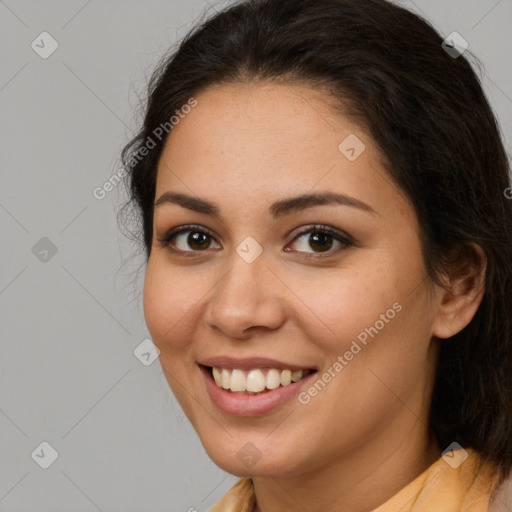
[156,224,354,259]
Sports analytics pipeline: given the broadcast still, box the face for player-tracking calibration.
[143,81,442,479]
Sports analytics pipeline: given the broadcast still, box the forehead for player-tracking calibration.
[154,81,407,218]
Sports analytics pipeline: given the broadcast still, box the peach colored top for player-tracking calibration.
[209,448,509,512]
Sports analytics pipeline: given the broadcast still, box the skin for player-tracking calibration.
[143,81,486,512]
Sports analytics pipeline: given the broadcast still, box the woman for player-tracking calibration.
[119,0,512,510]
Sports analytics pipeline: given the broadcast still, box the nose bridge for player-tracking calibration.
[205,243,285,336]
[216,245,269,310]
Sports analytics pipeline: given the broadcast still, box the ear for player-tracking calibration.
[432,243,487,339]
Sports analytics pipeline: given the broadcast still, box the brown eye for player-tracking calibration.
[308,232,334,252]
[158,226,221,253]
[186,231,211,250]
[286,225,354,258]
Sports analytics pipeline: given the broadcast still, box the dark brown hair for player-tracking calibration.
[119,0,512,483]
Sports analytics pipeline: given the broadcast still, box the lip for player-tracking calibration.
[199,356,317,371]
[199,363,318,416]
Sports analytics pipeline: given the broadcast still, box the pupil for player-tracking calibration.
[310,232,332,252]
[189,232,209,249]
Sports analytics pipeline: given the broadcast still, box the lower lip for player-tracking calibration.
[200,365,317,416]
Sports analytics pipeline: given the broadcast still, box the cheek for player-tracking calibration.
[296,265,395,350]
[307,269,433,408]
[297,246,429,369]
[142,257,201,352]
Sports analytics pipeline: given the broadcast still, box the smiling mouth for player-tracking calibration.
[201,364,317,395]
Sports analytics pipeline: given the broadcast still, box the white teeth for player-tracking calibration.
[221,368,230,389]
[246,369,266,392]
[280,369,292,386]
[230,369,246,392]
[212,367,222,386]
[266,369,281,389]
[210,366,311,393]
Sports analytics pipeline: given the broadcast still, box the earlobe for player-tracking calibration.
[432,243,487,339]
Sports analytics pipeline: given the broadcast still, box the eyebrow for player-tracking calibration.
[153,191,378,219]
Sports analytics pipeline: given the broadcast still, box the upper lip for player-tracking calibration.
[199,356,317,371]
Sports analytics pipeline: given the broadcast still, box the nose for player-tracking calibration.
[203,249,286,339]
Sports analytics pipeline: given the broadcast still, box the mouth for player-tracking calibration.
[197,356,319,416]
[200,364,317,395]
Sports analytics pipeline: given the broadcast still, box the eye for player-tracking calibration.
[156,225,220,254]
[285,224,354,258]
[156,223,354,258]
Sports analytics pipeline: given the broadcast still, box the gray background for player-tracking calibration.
[1,0,511,511]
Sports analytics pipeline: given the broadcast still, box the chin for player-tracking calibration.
[201,437,306,478]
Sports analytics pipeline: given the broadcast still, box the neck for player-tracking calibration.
[251,425,441,512]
